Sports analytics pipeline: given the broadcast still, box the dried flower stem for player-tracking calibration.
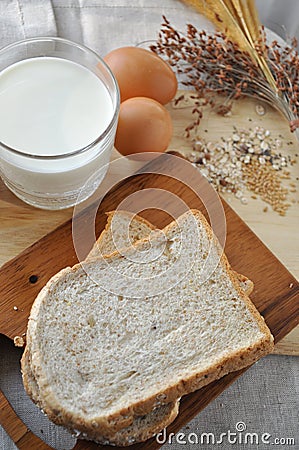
[151,17,299,137]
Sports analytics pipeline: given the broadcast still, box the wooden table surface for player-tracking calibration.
[0,93,298,355]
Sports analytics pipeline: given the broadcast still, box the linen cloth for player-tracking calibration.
[0,335,298,450]
[0,1,298,449]
[0,0,57,47]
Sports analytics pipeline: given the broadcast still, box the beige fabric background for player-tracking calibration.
[0,1,298,449]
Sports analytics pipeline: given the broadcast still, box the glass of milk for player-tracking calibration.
[0,37,119,209]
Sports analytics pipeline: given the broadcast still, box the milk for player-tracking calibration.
[0,56,118,209]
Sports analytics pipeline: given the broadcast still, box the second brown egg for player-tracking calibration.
[114,97,173,156]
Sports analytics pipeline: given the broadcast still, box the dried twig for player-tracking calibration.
[151,17,299,136]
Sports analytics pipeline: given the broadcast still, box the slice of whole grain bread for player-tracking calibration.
[23,209,273,443]
[22,210,252,443]
[22,210,179,442]
[22,346,179,446]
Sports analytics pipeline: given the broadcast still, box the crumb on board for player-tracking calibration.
[14,336,25,347]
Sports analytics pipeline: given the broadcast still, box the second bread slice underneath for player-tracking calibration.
[24,210,252,443]
[87,211,254,295]
[22,211,180,444]
[22,346,179,446]
[25,209,273,439]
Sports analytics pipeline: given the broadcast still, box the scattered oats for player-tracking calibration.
[263,206,268,212]
[194,141,203,152]
[181,126,298,215]
[289,282,294,288]
[13,306,18,311]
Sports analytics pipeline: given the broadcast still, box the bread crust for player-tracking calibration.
[106,210,156,231]
[24,209,273,437]
[21,346,179,444]
[79,400,179,446]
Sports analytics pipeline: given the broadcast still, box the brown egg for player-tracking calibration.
[114,97,173,156]
[104,47,177,104]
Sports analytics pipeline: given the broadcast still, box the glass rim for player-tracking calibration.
[0,36,120,160]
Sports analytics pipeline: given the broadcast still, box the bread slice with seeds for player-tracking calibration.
[22,346,179,446]
[22,211,179,442]
[23,209,273,444]
[22,210,252,443]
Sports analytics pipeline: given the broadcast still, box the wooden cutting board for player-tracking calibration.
[0,151,298,340]
[0,93,298,354]
[0,152,298,450]
[0,93,298,450]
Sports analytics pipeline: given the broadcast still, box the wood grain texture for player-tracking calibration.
[72,370,251,450]
[0,94,298,449]
[1,152,298,340]
[0,94,298,354]
[174,95,299,354]
[0,152,298,450]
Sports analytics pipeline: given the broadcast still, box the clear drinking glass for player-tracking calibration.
[0,37,120,210]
